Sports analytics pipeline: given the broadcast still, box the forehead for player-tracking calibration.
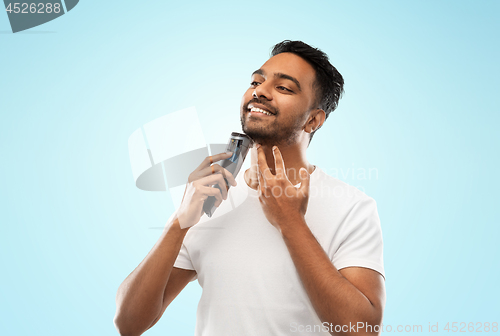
[258,52,316,90]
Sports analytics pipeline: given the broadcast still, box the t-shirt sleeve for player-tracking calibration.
[174,241,195,270]
[174,242,197,282]
[331,196,385,279]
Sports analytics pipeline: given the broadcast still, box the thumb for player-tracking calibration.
[298,168,310,195]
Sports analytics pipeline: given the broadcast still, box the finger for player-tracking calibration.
[195,152,233,171]
[257,166,267,197]
[199,164,237,187]
[214,174,229,200]
[256,144,273,179]
[298,168,310,196]
[197,169,231,199]
[197,173,229,196]
[219,166,238,187]
[200,173,233,200]
[200,185,223,207]
[272,146,286,180]
[257,167,263,196]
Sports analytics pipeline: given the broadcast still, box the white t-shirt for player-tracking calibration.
[172,166,384,335]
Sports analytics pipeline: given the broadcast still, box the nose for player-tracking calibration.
[253,82,273,101]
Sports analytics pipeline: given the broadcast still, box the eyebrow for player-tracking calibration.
[252,69,302,92]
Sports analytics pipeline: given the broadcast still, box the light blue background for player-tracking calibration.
[1,1,498,335]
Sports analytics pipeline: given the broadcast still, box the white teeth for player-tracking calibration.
[250,107,273,116]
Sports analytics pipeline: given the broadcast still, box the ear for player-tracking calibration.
[304,109,326,134]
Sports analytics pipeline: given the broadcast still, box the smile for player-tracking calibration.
[249,107,274,116]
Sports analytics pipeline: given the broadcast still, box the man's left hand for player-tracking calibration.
[256,144,310,231]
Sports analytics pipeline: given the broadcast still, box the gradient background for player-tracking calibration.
[1,1,499,335]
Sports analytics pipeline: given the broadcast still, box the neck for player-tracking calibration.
[244,142,315,190]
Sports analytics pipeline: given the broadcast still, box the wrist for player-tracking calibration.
[162,218,190,239]
[172,218,191,234]
[278,214,307,237]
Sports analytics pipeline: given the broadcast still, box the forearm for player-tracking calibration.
[281,218,380,334]
[114,217,188,335]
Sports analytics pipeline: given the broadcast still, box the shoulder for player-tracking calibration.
[310,166,375,208]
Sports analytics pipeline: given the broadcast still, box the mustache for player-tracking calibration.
[245,98,278,115]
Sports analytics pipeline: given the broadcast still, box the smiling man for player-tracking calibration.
[114,40,386,336]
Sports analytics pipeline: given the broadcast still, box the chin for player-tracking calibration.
[243,131,278,147]
[241,115,295,146]
[242,128,266,142]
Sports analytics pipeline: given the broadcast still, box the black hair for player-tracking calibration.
[271,40,344,144]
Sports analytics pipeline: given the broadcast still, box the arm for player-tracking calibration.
[281,217,385,335]
[145,267,197,330]
[113,218,194,336]
[114,152,238,336]
[256,145,385,335]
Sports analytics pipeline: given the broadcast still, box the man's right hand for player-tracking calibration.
[175,151,237,229]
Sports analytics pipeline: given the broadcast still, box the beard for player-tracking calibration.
[240,98,304,147]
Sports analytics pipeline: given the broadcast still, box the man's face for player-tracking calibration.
[240,52,318,146]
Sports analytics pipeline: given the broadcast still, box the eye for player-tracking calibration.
[277,86,293,93]
[250,81,261,87]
